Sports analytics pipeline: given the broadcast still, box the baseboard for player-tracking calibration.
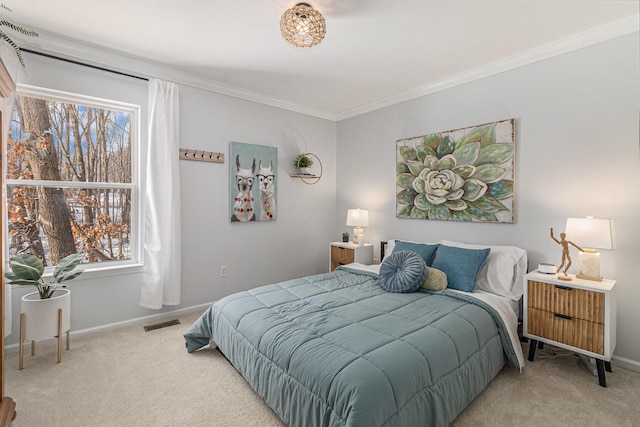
[612,355,640,373]
[4,301,214,353]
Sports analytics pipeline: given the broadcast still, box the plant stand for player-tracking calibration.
[19,289,71,370]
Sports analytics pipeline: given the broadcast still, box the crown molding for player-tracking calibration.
[336,15,639,121]
[17,15,638,123]
[19,29,338,121]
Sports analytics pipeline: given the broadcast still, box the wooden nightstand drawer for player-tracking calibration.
[330,243,374,271]
[527,307,604,355]
[331,246,354,266]
[528,280,605,323]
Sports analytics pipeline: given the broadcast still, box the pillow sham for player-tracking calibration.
[379,250,426,293]
[382,239,437,262]
[421,267,448,291]
[391,240,439,265]
[440,240,527,300]
[431,245,490,292]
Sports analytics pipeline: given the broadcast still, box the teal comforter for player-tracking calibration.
[185,267,520,426]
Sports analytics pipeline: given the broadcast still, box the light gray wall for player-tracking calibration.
[6,53,337,345]
[336,34,640,366]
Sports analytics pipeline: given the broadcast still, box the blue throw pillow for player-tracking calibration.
[392,241,439,265]
[379,251,427,293]
[431,245,490,292]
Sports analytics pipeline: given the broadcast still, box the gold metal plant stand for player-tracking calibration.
[19,308,70,370]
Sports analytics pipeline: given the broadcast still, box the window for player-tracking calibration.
[5,86,139,268]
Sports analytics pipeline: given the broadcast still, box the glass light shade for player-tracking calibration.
[280,3,326,48]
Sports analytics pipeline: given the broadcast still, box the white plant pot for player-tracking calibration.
[21,288,71,342]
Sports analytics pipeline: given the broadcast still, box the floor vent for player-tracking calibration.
[144,319,181,332]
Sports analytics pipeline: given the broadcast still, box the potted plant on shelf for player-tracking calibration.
[5,253,83,368]
[294,154,314,175]
[0,4,39,67]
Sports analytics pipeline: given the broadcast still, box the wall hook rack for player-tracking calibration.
[179,148,224,163]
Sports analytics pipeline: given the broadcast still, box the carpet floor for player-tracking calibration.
[5,311,639,426]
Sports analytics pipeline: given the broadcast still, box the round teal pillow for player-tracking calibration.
[379,250,427,293]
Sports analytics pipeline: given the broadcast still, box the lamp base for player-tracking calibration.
[576,274,603,282]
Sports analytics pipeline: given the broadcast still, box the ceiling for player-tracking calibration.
[8,1,640,120]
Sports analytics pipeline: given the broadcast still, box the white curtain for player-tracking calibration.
[1,49,18,336]
[140,79,181,309]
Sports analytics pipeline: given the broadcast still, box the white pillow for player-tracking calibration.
[440,240,527,301]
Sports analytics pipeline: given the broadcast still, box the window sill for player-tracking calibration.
[8,262,144,286]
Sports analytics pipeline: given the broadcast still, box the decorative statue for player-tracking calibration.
[550,227,584,280]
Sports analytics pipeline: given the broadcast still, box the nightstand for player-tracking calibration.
[330,242,374,271]
[524,271,617,387]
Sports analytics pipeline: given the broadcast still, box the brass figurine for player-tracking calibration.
[550,227,584,280]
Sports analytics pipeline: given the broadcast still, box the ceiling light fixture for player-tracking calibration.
[280,3,326,48]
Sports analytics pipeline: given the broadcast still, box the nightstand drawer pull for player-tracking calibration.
[554,285,573,291]
[554,313,573,320]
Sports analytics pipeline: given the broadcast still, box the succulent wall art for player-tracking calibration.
[396,119,515,223]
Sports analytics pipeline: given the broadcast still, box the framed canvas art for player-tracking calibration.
[229,142,278,222]
[396,119,515,223]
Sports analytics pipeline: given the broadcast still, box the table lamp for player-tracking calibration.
[346,209,369,246]
[565,217,614,281]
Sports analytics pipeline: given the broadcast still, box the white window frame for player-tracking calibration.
[4,84,143,278]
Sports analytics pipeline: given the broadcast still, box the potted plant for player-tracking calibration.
[294,154,314,175]
[5,253,84,299]
[342,232,349,243]
[5,253,83,368]
[0,4,39,67]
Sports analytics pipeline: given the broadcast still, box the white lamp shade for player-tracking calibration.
[565,217,614,249]
[346,209,369,227]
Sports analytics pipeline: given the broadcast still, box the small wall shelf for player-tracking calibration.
[291,152,322,185]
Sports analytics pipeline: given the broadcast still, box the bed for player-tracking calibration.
[185,240,527,426]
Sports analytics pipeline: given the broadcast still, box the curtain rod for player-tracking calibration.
[21,48,149,82]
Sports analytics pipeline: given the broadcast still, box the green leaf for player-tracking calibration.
[414,193,434,211]
[451,210,473,221]
[424,155,439,170]
[477,143,514,165]
[415,145,429,162]
[468,196,508,214]
[472,164,506,183]
[428,205,451,220]
[462,178,488,202]
[436,136,455,158]
[410,207,428,219]
[489,180,514,200]
[457,124,496,148]
[453,141,480,166]
[445,199,467,211]
[423,134,442,150]
[396,162,409,175]
[9,254,44,281]
[397,206,412,218]
[399,146,416,161]
[406,160,425,176]
[469,208,498,222]
[452,165,476,179]
[396,173,415,188]
[396,188,417,205]
[53,253,84,283]
[412,176,425,194]
[436,154,456,170]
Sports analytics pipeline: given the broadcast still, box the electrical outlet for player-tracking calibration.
[220,266,228,278]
